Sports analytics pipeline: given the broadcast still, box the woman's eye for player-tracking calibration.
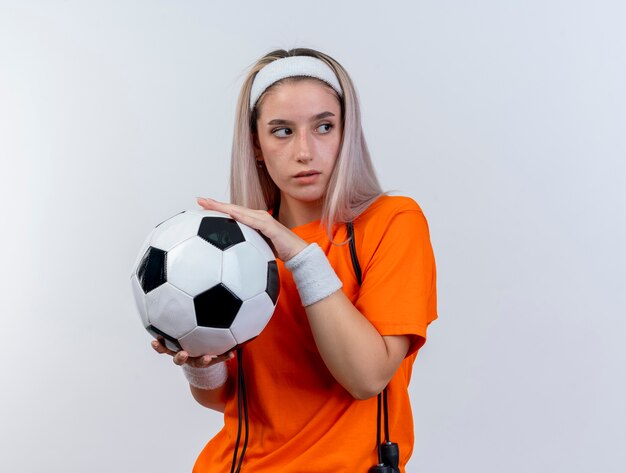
[317,123,333,134]
[272,128,292,138]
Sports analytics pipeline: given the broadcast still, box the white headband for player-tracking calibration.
[249,56,343,110]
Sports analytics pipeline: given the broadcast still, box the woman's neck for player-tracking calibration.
[278,196,323,229]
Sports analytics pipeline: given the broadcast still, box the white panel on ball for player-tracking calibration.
[145,283,197,339]
[179,326,237,357]
[130,275,150,328]
[167,236,223,297]
[150,211,203,251]
[131,234,152,274]
[222,241,267,301]
[239,224,275,261]
[230,292,275,345]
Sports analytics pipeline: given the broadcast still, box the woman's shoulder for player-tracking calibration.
[348,194,434,285]
[349,195,430,252]
[356,194,425,225]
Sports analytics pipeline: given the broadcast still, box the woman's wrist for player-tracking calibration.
[285,243,342,307]
[182,362,228,390]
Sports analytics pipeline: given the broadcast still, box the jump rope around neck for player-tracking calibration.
[229,222,400,473]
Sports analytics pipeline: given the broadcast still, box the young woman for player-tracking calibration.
[153,48,437,472]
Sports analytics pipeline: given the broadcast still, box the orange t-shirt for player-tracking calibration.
[193,195,437,472]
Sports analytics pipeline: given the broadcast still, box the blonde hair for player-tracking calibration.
[230,48,383,235]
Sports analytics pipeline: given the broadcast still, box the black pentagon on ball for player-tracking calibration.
[194,283,243,328]
[146,324,182,352]
[266,260,280,304]
[137,246,167,294]
[198,217,245,250]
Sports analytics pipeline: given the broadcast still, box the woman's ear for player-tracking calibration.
[252,133,263,161]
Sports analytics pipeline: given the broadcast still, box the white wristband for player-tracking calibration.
[182,362,228,390]
[285,243,342,307]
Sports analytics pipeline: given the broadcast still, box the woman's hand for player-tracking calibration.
[197,197,308,261]
[151,338,234,367]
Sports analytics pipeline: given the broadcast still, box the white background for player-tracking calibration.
[1,1,625,472]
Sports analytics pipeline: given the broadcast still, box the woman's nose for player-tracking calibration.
[295,132,313,162]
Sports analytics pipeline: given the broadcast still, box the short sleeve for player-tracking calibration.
[355,207,437,356]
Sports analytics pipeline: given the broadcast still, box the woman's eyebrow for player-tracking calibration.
[266,111,336,126]
[312,111,336,120]
[266,118,290,126]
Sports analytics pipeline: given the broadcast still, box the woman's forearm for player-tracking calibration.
[189,377,234,412]
[305,290,410,400]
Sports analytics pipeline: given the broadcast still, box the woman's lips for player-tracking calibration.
[294,170,320,184]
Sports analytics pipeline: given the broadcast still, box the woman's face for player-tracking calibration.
[254,78,342,214]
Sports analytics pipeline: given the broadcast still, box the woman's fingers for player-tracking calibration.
[172,350,189,366]
[152,338,237,369]
[197,198,264,229]
[197,197,235,215]
[214,351,236,363]
[151,338,176,356]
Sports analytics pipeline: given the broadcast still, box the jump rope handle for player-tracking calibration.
[369,465,394,473]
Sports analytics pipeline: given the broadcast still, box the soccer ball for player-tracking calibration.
[130,209,280,357]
